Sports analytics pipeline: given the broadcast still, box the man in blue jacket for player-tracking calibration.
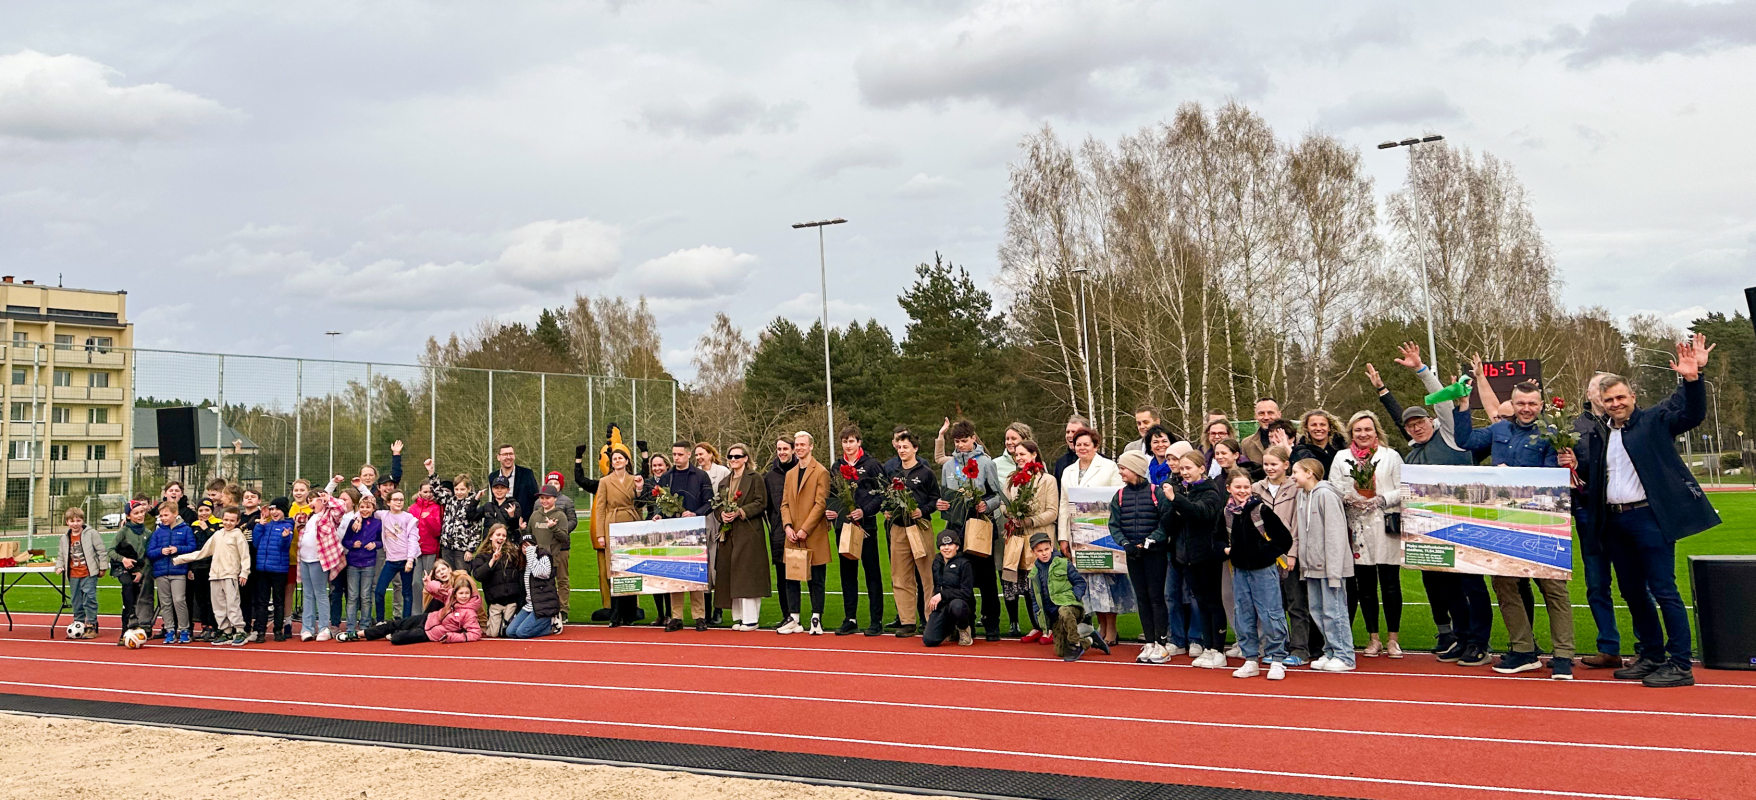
[652,440,714,632]
[1562,335,1720,688]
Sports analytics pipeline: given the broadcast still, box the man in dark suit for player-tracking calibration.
[653,440,714,631]
[1562,334,1720,688]
[489,444,539,524]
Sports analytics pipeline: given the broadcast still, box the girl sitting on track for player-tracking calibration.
[355,572,483,645]
[504,536,562,639]
[469,524,525,637]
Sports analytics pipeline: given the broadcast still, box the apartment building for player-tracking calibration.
[1,276,132,527]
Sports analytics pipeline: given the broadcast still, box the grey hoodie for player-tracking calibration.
[1295,482,1352,585]
[939,444,1004,528]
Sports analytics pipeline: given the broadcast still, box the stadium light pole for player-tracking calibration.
[791,218,847,452]
[1379,134,1445,363]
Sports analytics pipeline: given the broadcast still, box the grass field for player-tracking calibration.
[621,547,705,557]
[1404,502,1570,526]
[7,493,1752,654]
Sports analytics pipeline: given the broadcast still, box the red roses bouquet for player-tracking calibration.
[1000,460,1045,536]
[879,476,918,529]
[710,488,743,538]
[642,483,685,518]
[1534,396,1579,451]
[832,463,861,518]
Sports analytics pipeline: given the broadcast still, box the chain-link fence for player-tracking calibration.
[2,344,675,550]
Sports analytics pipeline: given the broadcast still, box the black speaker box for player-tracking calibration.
[156,406,201,468]
[1691,555,1756,670]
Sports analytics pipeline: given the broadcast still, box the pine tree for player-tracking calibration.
[892,254,1017,442]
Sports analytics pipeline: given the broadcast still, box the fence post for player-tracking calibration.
[631,379,638,448]
[539,373,547,472]
[429,366,437,469]
[295,360,303,481]
[487,370,494,470]
[365,362,373,468]
[216,355,225,480]
[586,376,594,479]
[27,345,40,549]
[671,380,677,445]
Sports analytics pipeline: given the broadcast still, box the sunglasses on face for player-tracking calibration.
[728,453,747,461]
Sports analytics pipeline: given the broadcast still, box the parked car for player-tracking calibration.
[99,513,122,529]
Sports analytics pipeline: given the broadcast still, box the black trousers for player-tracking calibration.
[1184,559,1225,652]
[1126,549,1170,644]
[118,573,144,631]
[838,523,884,624]
[963,550,1000,632]
[190,568,217,629]
[769,527,792,619]
[1348,564,1403,634]
[364,613,432,645]
[922,598,973,647]
[248,572,288,634]
[1421,569,1454,631]
[783,564,827,619]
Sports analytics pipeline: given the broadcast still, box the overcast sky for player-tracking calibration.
[3,1,1752,379]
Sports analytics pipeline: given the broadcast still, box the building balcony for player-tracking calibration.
[6,385,47,402]
[50,422,124,439]
[49,459,123,477]
[51,385,124,403]
[51,348,126,368]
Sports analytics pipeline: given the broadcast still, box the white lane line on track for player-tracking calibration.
[0,679,1703,800]
[5,638,1748,723]
[3,654,1751,759]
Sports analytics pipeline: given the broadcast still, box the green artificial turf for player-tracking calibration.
[7,494,1753,656]
[1404,502,1570,526]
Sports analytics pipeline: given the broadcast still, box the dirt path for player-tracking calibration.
[0,713,946,800]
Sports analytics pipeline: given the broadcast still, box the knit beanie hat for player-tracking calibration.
[1117,450,1151,480]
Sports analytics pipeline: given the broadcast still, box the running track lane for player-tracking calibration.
[0,623,1752,800]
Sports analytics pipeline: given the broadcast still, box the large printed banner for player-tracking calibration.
[1064,486,1126,574]
[607,516,709,596]
[1400,464,1573,580]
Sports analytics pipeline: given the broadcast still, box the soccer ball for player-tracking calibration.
[66,621,86,639]
[122,627,149,649]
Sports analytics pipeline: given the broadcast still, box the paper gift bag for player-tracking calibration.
[838,522,865,560]
[1001,532,1028,580]
[963,517,994,557]
[784,546,811,581]
[901,524,927,560]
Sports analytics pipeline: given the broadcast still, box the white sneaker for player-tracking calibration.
[1205,651,1228,669]
[1188,643,1205,659]
[1266,662,1287,681]
[1224,644,1243,659]
[1142,644,1168,664]
[1311,655,1332,670]
[315,628,332,642]
[1232,660,1261,678]
[1321,658,1356,672]
[809,616,824,636]
[1165,645,1186,657]
[776,616,803,635]
[299,629,314,642]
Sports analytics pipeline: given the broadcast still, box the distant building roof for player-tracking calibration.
[131,407,260,452]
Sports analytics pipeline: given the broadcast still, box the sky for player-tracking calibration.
[3,0,1754,381]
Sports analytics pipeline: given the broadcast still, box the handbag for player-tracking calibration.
[1384,511,1403,538]
[784,546,811,581]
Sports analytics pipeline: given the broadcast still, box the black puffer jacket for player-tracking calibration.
[469,549,526,607]
[523,544,562,619]
[1167,479,1225,566]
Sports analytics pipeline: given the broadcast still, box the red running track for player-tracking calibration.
[1,613,1753,800]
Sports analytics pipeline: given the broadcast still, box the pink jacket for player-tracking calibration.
[424,595,483,643]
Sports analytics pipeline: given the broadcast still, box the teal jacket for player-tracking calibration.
[1027,554,1087,630]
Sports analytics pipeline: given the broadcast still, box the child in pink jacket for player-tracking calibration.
[355,573,482,645]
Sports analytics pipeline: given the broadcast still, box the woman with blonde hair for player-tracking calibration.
[695,442,731,491]
[1293,409,1346,470]
[1330,409,1406,658]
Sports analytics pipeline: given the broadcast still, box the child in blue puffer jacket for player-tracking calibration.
[144,502,199,644]
[247,498,296,642]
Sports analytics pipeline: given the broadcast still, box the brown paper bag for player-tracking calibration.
[784,546,810,581]
[1001,532,1028,579]
[901,524,927,560]
[838,522,865,560]
[963,517,994,557]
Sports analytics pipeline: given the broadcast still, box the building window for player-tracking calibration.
[87,408,107,424]
[10,332,25,344]
[50,407,70,424]
[9,402,27,422]
[53,334,74,351]
[8,440,33,460]
[88,372,109,388]
[86,444,107,461]
[49,479,71,495]
[10,368,24,385]
[85,336,113,353]
[48,444,69,461]
[3,478,27,518]
[52,370,71,387]
[88,478,109,495]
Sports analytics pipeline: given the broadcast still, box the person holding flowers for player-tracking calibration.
[779,431,831,635]
[825,425,886,636]
[883,428,940,638]
[936,419,1006,641]
[1330,410,1406,659]
[1000,440,1058,642]
[712,443,771,630]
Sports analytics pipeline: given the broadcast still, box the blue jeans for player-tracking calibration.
[374,558,414,622]
[1581,546,1623,656]
[345,563,379,631]
[299,561,330,633]
[1604,506,1690,667]
[1232,566,1288,662]
[70,575,99,626]
[1306,577,1354,666]
[1164,561,1206,648]
[505,608,555,639]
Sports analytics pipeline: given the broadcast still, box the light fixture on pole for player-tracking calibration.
[791,218,848,452]
[325,331,341,478]
[1378,133,1445,363]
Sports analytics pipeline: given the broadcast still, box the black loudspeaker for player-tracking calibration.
[1691,555,1756,670]
[156,406,201,468]
[1745,286,1755,337]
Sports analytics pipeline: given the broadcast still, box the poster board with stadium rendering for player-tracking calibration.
[607,516,710,596]
[1063,486,1126,574]
[1400,464,1573,580]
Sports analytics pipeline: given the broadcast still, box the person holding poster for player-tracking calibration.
[1057,427,1128,646]
[935,420,1005,641]
[1166,450,1226,668]
[576,440,642,626]
[713,443,771,631]
[825,425,886,637]
[1331,410,1406,659]
[652,441,713,632]
[779,431,830,635]
[1563,335,1719,689]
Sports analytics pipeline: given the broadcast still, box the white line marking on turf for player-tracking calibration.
[3,654,1751,759]
[0,679,1705,800]
[5,638,1747,723]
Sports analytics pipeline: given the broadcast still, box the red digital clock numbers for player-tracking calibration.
[1480,358,1543,397]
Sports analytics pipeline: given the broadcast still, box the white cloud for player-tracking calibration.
[1317,88,1464,132]
[495,218,623,284]
[895,173,961,198]
[0,50,239,141]
[1540,0,1756,68]
[626,245,757,299]
[639,92,806,139]
[809,134,899,178]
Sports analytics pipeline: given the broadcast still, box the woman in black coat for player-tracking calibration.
[468,524,524,637]
[1164,450,1226,669]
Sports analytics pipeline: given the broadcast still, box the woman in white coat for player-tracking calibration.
[1057,427,1131,646]
[1329,410,1405,658]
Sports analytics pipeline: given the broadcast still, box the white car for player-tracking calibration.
[99,513,123,529]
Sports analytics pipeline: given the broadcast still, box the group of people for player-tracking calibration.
[61,336,1719,688]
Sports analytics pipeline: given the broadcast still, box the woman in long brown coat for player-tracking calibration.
[583,445,642,626]
[713,443,771,630]
[1000,440,1060,640]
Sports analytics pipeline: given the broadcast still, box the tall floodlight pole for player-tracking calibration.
[1378,134,1445,362]
[791,218,848,451]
